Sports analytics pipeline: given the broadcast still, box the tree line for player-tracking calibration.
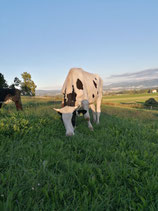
[0,72,37,96]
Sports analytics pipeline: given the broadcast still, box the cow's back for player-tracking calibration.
[62,68,103,106]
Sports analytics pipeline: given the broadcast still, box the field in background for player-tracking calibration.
[103,93,158,109]
[0,94,158,210]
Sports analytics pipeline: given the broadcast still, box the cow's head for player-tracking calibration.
[54,106,78,136]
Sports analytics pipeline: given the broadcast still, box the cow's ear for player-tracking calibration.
[53,108,60,112]
[53,106,78,114]
[53,108,62,116]
[78,109,87,115]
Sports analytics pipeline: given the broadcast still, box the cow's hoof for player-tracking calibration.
[89,127,94,131]
[66,132,74,136]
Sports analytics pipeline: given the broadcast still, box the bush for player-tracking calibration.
[144,98,158,107]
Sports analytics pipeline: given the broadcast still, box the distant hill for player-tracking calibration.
[36,89,61,96]
[103,79,158,91]
[36,68,158,95]
[104,68,158,91]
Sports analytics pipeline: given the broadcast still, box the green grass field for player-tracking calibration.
[1,94,158,210]
[102,93,158,110]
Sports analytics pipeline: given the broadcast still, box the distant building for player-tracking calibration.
[152,89,157,93]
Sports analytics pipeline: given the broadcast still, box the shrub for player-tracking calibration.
[144,98,158,107]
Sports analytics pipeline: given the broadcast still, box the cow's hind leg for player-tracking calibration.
[89,104,96,123]
[82,100,93,131]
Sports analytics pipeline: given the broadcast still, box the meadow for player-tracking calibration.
[0,93,158,210]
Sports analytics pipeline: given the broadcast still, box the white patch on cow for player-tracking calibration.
[62,113,74,136]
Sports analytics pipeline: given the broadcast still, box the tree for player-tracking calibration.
[14,77,21,87]
[0,73,8,88]
[21,72,37,96]
[9,77,22,89]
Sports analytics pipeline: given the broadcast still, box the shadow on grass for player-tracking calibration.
[120,101,143,105]
[23,100,62,108]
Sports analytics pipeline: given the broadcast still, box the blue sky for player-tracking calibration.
[0,0,158,89]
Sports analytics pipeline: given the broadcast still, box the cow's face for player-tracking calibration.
[54,106,78,136]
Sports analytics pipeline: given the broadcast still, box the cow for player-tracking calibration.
[54,68,103,136]
[0,88,23,110]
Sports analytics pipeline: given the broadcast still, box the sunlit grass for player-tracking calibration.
[0,95,158,210]
[103,93,158,103]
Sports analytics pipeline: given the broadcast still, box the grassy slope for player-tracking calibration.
[0,95,158,210]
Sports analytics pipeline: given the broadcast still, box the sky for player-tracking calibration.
[0,0,158,90]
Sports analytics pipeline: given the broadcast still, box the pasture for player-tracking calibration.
[0,94,158,210]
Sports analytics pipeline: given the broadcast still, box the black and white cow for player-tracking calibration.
[54,68,103,136]
[0,88,23,110]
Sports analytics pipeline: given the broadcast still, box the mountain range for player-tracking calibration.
[36,68,158,95]
[36,89,61,96]
[104,68,158,91]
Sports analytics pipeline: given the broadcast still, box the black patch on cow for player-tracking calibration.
[63,89,67,106]
[92,94,95,98]
[95,78,97,80]
[59,113,64,127]
[57,112,62,116]
[71,111,76,127]
[76,79,83,90]
[66,85,77,106]
[77,109,87,115]
[93,80,97,88]
[0,88,16,103]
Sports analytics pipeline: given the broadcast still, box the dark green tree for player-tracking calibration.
[0,73,8,88]
[14,77,21,87]
[9,77,22,89]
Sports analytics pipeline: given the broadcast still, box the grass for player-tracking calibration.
[102,93,158,109]
[0,94,158,210]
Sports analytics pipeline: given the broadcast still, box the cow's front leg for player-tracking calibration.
[82,100,93,131]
